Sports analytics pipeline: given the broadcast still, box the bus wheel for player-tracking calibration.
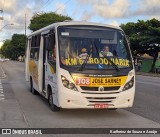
[30,78,38,95]
[48,90,60,112]
[108,108,117,110]
[30,78,33,92]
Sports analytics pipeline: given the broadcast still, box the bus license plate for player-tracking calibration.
[94,104,109,109]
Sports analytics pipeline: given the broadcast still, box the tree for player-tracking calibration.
[1,39,12,58]
[10,34,27,60]
[29,12,72,31]
[120,18,160,71]
[1,34,26,60]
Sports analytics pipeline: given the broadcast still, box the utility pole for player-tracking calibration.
[24,13,27,60]
[0,9,3,20]
[25,13,26,35]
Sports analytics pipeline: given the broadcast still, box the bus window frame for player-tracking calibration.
[30,34,41,61]
[57,25,133,71]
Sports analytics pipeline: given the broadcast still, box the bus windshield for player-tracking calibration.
[58,26,132,71]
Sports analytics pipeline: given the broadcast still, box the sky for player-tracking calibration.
[0,0,160,48]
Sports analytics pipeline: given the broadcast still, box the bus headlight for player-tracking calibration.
[61,75,78,91]
[122,77,134,91]
[63,80,69,87]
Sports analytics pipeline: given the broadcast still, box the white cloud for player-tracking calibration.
[0,0,48,41]
[77,0,95,5]
[80,11,95,21]
[109,21,119,26]
[131,0,160,16]
[76,0,160,20]
[76,0,130,19]
[149,15,160,20]
[93,0,130,18]
[71,8,79,19]
[0,0,17,13]
[55,2,67,15]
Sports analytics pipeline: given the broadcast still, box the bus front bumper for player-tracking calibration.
[58,88,135,109]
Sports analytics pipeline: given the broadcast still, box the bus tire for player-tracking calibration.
[48,88,60,112]
[30,78,32,92]
[30,77,38,95]
[108,108,117,110]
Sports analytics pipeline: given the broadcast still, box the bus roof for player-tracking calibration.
[27,21,122,37]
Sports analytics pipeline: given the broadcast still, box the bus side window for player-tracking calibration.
[34,49,39,60]
[30,35,40,60]
[47,30,56,62]
[53,46,56,61]
[30,48,34,59]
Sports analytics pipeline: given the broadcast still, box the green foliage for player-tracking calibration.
[29,12,72,31]
[120,18,160,71]
[1,34,26,60]
[1,39,12,58]
[11,34,26,60]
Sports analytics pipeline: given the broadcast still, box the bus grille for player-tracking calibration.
[86,97,116,104]
[80,86,120,91]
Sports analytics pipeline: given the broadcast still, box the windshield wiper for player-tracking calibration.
[79,41,120,72]
[94,43,120,72]
[100,52,120,72]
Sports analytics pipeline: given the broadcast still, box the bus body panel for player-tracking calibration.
[45,64,59,105]
[58,88,135,109]
[25,39,30,82]
[25,21,135,110]
[38,36,44,93]
[29,59,39,91]
[57,68,135,109]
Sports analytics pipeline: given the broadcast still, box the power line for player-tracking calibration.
[0,0,5,28]
[0,10,3,20]
[55,0,71,13]
[0,0,4,13]
[33,0,54,12]
[40,0,51,10]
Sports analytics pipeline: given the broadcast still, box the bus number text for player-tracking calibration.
[76,78,90,85]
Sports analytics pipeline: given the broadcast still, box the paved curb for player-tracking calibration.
[0,66,7,79]
[136,72,160,77]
